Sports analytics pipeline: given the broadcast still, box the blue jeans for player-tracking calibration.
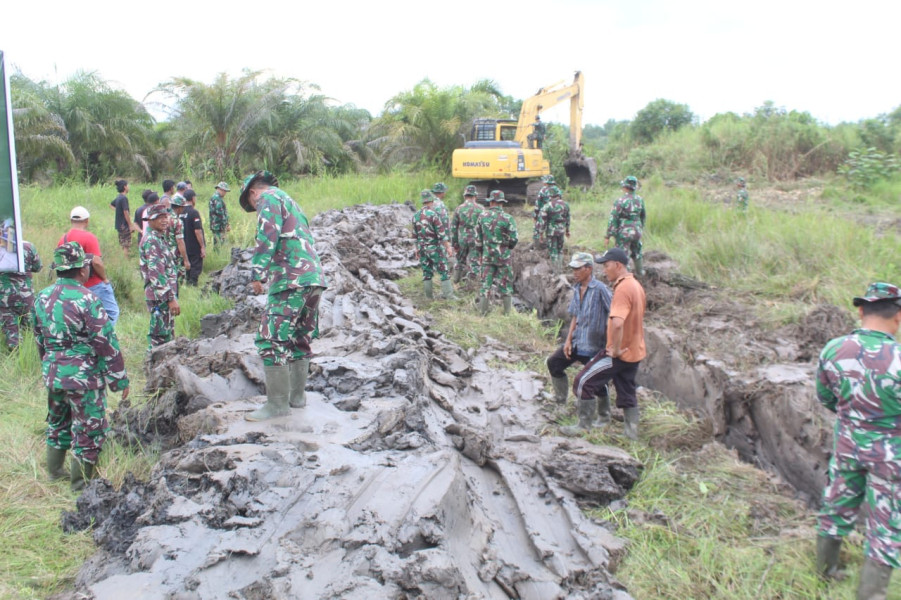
[88,281,120,325]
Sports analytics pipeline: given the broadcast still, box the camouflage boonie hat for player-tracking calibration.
[737,177,746,185]
[568,252,594,268]
[488,190,507,203]
[146,204,169,221]
[852,282,901,307]
[543,175,556,184]
[463,185,478,197]
[548,185,562,198]
[169,194,186,207]
[621,176,638,190]
[240,170,279,213]
[51,242,93,272]
[420,189,434,202]
[216,181,231,192]
[431,182,448,194]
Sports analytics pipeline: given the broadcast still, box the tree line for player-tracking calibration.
[10,70,901,188]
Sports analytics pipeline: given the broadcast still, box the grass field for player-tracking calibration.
[1,172,899,598]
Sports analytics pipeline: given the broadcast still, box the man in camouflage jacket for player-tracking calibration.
[413,189,456,300]
[536,185,571,273]
[532,175,555,244]
[0,237,42,349]
[605,175,646,276]
[162,196,189,290]
[736,177,749,211]
[450,185,482,286]
[240,171,328,422]
[209,181,231,245]
[476,190,518,315]
[140,204,180,350]
[430,182,451,232]
[815,282,901,599]
[32,242,129,491]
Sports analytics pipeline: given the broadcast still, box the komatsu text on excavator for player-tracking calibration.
[451,71,597,203]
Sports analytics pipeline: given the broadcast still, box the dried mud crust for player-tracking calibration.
[60,203,638,600]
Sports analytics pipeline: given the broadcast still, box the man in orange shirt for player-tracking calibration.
[571,247,646,439]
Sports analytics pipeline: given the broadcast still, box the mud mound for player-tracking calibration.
[62,202,639,600]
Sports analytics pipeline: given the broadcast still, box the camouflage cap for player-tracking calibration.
[852,282,901,307]
[431,182,448,194]
[568,252,594,268]
[239,170,279,213]
[737,177,746,185]
[420,189,434,202]
[216,181,231,192]
[463,185,478,197]
[169,194,186,207]
[146,204,169,221]
[51,241,93,272]
[544,175,556,184]
[488,190,507,203]
[621,176,639,190]
[548,185,562,198]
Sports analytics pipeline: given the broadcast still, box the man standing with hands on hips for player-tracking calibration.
[570,247,646,439]
[240,171,327,422]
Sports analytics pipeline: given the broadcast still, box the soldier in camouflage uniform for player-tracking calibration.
[450,185,483,286]
[166,195,190,289]
[32,242,129,492]
[413,189,456,300]
[140,204,180,350]
[605,175,646,276]
[815,282,901,599]
[536,185,571,274]
[430,182,451,232]
[476,190,518,315]
[533,175,555,244]
[0,236,42,349]
[736,177,749,211]
[240,171,328,422]
[209,181,231,245]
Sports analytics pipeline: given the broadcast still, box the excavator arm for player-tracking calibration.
[514,71,585,152]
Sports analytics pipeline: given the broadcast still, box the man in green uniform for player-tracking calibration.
[413,190,455,300]
[605,175,646,276]
[240,171,328,421]
[209,181,231,245]
[533,175,555,245]
[536,185,571,274]
[527,115,546,149]
[0,234,42,349]
[140,204,180,350]
[736,177,749,211]
[476,190,518,315]
[32,242,129,491]
[450,185,483,287]
[815,282,901,598]
[430,182,451,232]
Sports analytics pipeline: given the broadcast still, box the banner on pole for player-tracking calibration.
[0,50,24,272]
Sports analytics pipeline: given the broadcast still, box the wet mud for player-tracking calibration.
[59,204,638,600]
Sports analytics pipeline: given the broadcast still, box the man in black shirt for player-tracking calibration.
[180,189,206,285]
[110,179,139,254]
[134,189,158,246]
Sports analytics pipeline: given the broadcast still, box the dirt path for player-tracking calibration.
[57,204,639,600]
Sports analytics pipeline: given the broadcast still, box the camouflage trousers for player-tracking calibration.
[46,387,109,464]
[547,232,565,262]
[212,230,227,246]
[817,431,901,568]
[614,228,643,262]
[147,301,175,350]
[256,286,323,367]
[0,292,34,348]
[418,245,450,281]
[480,263,514,296]
[454,242,481,281]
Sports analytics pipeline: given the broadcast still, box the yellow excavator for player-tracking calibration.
[451,71,597,203]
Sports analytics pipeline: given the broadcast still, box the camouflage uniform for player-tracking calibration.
[209,192,230,245]
[250,186,327,367]
[537,191,570,263]
[816,284,901,570]
[533,183,551,242]
[606,190,646,263]
[477,199,518,297]
[413,193,452,282]
[33,243,128,465]
[0,241,42,348]
[140,208,179,349]
[163,207,186,290]
[451,187,483,282]
[736,184,749,212]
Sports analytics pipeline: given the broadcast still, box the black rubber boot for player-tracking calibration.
[46,446,68,480]
[857,557,892,600]
[70,460,96,492]
[560,398,597,437]
[595,395,611,427]
[551,375,569,404]
[623,406,640,440]
[816,535,843,579]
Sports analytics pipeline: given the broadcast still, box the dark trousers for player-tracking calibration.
[186,254,203,286]
[547,346,608,398]
[572,351,640,408]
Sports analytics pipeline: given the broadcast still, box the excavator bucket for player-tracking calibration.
[564,155,597,189]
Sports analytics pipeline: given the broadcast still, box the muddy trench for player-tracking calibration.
[57,203,642,600]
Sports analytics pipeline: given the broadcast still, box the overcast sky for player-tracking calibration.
[2,0,898,127]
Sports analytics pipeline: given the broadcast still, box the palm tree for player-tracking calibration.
[10,74,74,181]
